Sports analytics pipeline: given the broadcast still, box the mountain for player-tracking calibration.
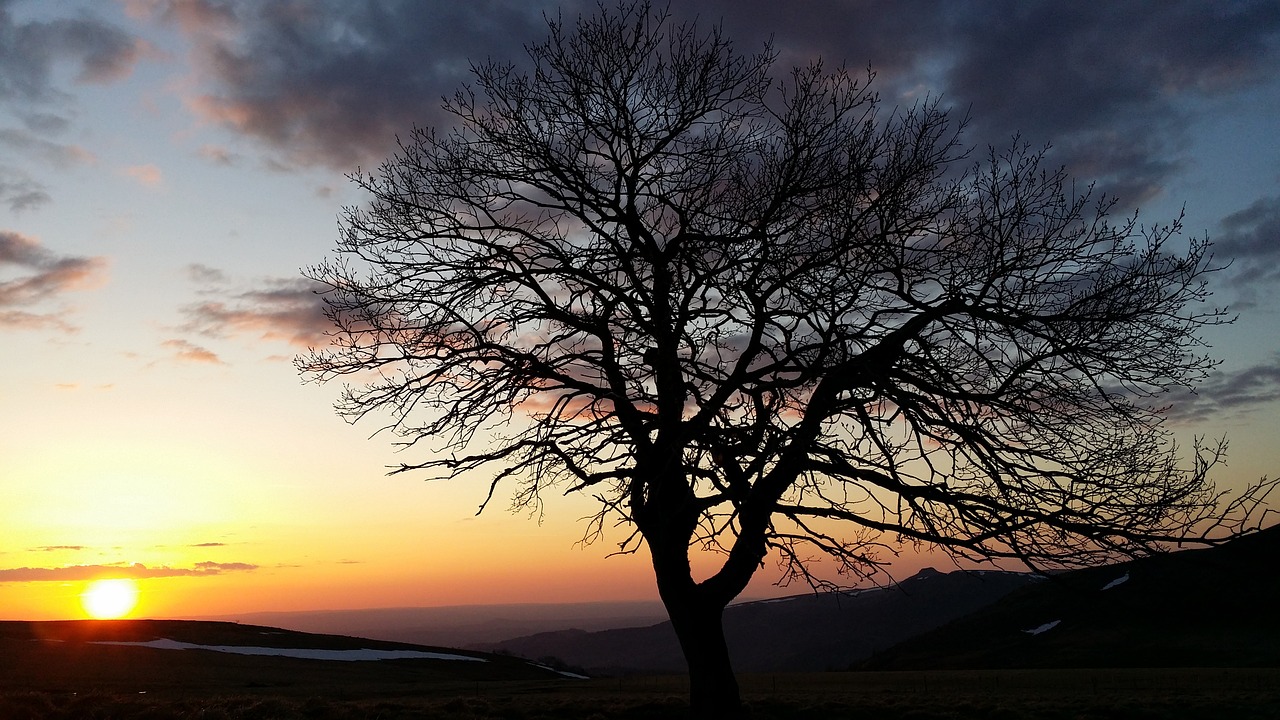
[864,523,1280,670]
[482,568,1037,673]
[0,619,574,695]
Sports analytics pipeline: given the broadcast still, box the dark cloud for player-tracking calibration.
[0,128,94,168]
[1217,196,1280,261]
[665,0,955,84]
[0,561,258,583]
[189,542,227,547]
[0,3,147,211]
[16,110,71,134]
[0,2,149,103]
[30,545,86,552]
[681,1,1280,205]
[182,270,331,349]
[0,165,50,212]
[1201,195,1280,305]
[938,2,1280,203]
[1165,355,1280,425]
[138,0,568,171]
[0,230,108,331]
[148,1,1280,207]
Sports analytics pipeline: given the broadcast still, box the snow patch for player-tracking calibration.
[532,662,589,679]
[1023,620,1060,636]
[91,638,486,663]
[1101,572,1130,591]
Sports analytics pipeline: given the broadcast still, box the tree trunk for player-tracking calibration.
[664,594,744,719]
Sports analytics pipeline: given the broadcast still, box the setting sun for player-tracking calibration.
[81,579,139,619]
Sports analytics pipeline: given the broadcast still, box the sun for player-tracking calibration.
[81,579,140,619]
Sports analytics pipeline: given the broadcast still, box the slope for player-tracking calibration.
[865,523,1280,669]
[484,568,1036,673]
[0,619,572,696]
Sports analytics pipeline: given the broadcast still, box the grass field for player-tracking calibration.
[3,668,1277,719]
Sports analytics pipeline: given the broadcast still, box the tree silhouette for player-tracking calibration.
[300,4,1274,716]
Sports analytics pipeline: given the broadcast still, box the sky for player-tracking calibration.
[3,0,1279,621]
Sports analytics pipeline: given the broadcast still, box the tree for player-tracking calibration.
[299,4,1274,716]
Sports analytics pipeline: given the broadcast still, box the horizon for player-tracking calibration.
[4,1,1279,623]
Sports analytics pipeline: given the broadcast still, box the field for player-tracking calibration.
[3,669,1278,719]
[3,620,1277,718]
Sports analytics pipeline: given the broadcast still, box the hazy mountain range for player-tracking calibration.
[203,601,669,650]
[195,523,1279,675]
[478,569,1036,673]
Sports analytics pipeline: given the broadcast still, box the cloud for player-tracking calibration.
[1165,355,1280,425]
[186,262,227,284]
[935,2,1280,203]
[0,561,258,583]
[132,0,1280,198]
[1213,195,1280,298]
[30,545,86,552]
[193,561,255,572]
[0,5,149,211]
[691,1,1280,205]
[182,268,331,349]
[0,5,149,104]
[124,0,238,35]
[0,165,50,212]
[197,143,240,166]
[17,110,72,134]
[0,230,108,331]
[120,163,164,187]
[0,308,76,332]
[139,0,563,170]
[0,128,95,168]
[161,338,224,364]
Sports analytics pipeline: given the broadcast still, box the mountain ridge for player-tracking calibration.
[481,567,1038,673]
[863,523,1280,670]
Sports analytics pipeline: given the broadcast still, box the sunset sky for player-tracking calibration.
[4,1,1280,621]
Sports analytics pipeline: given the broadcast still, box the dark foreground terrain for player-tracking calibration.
[1,668,1278,719]
[2,620,1278,719]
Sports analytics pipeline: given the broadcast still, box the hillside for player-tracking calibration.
[864,523,1280,670]
[484,568,1036,673]
[0,619,572,696]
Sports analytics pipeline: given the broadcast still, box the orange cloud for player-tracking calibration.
[0,231,108,331]
[121,163,164,187]
[161,338,223,364]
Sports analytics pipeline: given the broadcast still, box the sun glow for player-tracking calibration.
[81,579,139,619]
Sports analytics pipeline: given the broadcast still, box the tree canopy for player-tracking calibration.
[300,4,1274,715]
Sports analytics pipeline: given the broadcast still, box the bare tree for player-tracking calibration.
[299,4,1274,716]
